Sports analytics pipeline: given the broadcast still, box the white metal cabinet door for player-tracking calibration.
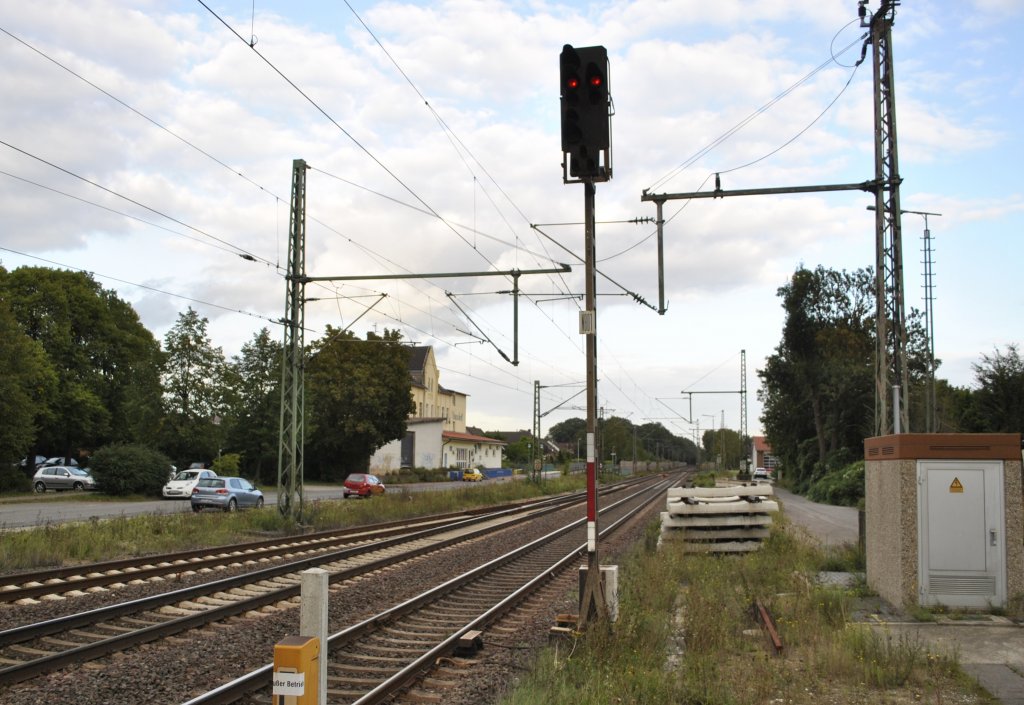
[918,460,1005,608]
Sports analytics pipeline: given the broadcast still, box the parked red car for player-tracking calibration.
[343,473,386,499]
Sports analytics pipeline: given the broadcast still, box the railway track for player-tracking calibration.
[0,478,658,689]
[0,500,570,603]
[184,475,677,705]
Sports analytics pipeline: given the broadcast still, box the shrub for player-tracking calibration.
[90,443,173,496]
[807,460,864,506]
[211,453,241,475]
[692,471,717,487]
[0,464,31,493]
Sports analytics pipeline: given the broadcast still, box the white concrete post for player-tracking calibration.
[300,568,329,705]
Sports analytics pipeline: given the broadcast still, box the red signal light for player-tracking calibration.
[589,75,602,87]
[567,77,580,89]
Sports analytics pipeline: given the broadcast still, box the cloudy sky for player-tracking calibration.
[1,0,1021,444]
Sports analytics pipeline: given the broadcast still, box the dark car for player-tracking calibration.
[33,465,96,492]
[343,473,386,499]
[190,477,264,512]
[18,455,48,470]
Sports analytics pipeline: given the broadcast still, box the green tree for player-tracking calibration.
[2,266,163,462]
[702,428,747,470]
[305,328,416,480]
[223,328,282,483]
[600,416,635,465]
[969,345,1024,433]
[549,418,586,445]
[758,266,876,491]
[0,293,56,468]
[160,308,226,466]
[502,436,535,466]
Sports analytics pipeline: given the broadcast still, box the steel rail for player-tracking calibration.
[0,491,593,685]
[180,475,677,705]
[0,491,600,601]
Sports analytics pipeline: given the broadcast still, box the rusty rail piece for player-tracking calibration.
[752,599,783,654]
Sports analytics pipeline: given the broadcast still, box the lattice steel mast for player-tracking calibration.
[278,159,307,521]
[865,0,908,435]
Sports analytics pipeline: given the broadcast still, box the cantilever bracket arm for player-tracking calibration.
[297,264,572,368]
[297,263,571,283]
[447,291,514,365]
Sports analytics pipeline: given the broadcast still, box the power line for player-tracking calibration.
[645,31,866,193]
[0,246,282,326]
[196,0,502,272]
[0,168,278,265]
[310,166,563,267]
[0,24,279,203]
[0,139,274,267]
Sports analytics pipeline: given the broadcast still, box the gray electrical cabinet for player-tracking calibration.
[918,459,1005,608]
[864,433,1023,610]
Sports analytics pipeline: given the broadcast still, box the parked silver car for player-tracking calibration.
[33,465,96,492]
[190,477,264,512]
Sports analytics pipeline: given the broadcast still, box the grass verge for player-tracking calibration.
[498,518,996,705]
[0,475,586,571]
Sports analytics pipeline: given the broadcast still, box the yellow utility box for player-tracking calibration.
[273,635,320,705]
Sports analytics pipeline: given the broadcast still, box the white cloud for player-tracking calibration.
[1,0,1020,436]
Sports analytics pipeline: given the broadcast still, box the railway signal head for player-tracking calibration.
[560,44,610,180]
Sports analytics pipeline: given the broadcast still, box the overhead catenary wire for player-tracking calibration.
[0,24,280,202]
[339,0,568,289]
[196,0,504,276]
[645,30,868,194]
[0,21,513,358]
[3,6,592,396]
[0,246,283,326]
[0,139,275,268]
[0,169,271,263]
[196,2,616,390]
[3,7,691,429]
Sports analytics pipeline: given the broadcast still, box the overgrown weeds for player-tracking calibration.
[0,476,585,572]
[499,517,992,705]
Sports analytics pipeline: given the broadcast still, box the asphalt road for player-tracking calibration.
[773,485,859,545]
[0,481,467,530]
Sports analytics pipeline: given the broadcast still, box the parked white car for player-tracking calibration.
[162,469,217,499]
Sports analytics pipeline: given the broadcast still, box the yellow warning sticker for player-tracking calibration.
[949,477,964,493]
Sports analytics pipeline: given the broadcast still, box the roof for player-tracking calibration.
[439,384,468,398]
[486,429,535,444]
[442,430,507,445]
[753,436,772,452]
[406,417,445,426]
[407,345,431,372]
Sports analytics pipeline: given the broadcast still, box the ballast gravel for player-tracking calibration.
[0,496,662,705]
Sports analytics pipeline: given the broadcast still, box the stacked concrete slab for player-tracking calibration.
[661,483,779,553]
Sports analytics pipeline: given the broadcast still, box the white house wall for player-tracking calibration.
[442,440,504,469]
[369,419,444,473]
